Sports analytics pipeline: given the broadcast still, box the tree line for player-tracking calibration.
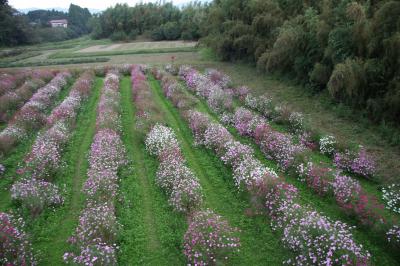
[90,2,207,41]
[0,1,91,45]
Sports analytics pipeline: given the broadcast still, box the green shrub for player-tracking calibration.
[181,31,193,40]
[110,31,128,41]
[383,80,400,121]
[327,59,366,103]
[151,27,164,41]
[162,22,181,40]
[327,26,355,64]
[128,30,138,40]
[309,63,331,89]
[256,51,269,71]
[266,21,302,72]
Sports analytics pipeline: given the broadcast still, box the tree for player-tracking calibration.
[0,0,33,46]
[68,4,92,35]
[161,22,181,40]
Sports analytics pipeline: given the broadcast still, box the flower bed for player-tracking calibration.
[96,70,121,131]
[11,178,63,217]
[183,209,240,265]
[64,202,119,265]
[84,129,126,202]
[0,69,49,97]
[296,162,333,196]
[146,124,203,214]
[180,65,391,239]
[10,71,94,216]
[200,68,379,181]
[64,70,126,265]
[186,109,371,265]
[382,183,400,214]
[319,135,337,156]
[0,71,71,154]
[0,212,37,265]
[334,147,376,179]
[387,225,400,248]
[0,77,49,123]
[152,69,242,264]
[174,66,372,265]
[155,68,197,113]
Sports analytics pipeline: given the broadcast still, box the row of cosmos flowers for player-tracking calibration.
[175,65,400,250]
[1,70,95,265]
[152,67,371,265]
[136,65,241,265]
[63,70,126,265]
[0,71,72,154]
[0,69,55,123]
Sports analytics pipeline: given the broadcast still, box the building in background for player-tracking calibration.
[49,19,68,28]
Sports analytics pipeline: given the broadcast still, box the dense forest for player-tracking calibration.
[0,1,91,44]
[0,0,399,127]
[202,0,400,127]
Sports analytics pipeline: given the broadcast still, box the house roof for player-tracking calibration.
[49,19,68,24]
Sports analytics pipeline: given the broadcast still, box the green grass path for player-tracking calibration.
[148,75,290,265]
[117,76,186,265]
[29,77,103,264]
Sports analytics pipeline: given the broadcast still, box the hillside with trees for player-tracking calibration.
[0,0,34,45]
[201,0,400,127]
[0,1,91,45]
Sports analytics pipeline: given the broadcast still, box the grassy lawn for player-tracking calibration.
[0,38,200,69]
[49,46,197,59]
[76,40,197,53]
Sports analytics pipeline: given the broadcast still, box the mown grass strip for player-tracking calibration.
[28,77,103,265]
[117,76,186,265]
[178,77,400,265]
[148,75,291,265]
[0,51,42,64]
[0,57,110,68]
[50,47,197,59]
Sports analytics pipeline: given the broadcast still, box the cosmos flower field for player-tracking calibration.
[0,65,399,265]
